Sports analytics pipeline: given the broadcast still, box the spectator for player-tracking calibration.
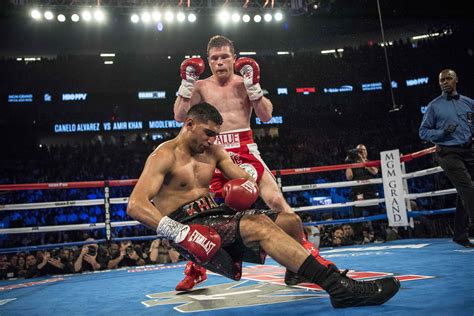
[24,254,39,279]
[341,224,356,246]
[37,250,66,276]
[331,227,344,247]
[16,255,28,278]
[73,238,107,273]
[148,239,180,264]
[107,240,145,269]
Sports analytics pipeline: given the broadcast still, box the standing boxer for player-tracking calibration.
[127,103,400,308]
[173,35,321,290]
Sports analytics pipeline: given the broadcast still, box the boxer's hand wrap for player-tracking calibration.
[235,57,263,101]
[178,57,205,99]
[223,178,259,211]
[157,216,221,263]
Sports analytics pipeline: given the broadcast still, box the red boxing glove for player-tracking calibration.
[157,216,221,264]
[180,57,205,80]
[223,178,259,211]
[234,57,263,101]
[178,57,205,99]
[235,57,260,85]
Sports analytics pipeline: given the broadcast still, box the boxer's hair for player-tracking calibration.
[186,102,223,125]
[207,35,235,55]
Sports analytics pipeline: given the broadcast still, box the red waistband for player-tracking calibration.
[214,129,254,149]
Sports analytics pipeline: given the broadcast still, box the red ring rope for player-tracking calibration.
[0,146,436,191]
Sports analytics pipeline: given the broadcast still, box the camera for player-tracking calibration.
[345,148,361,163]
[126,246,134,255]
[87,246,97,256]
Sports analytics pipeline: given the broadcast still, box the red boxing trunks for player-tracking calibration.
[210,129,271,197]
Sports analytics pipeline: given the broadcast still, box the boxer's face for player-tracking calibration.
[187,119,220,154]
[208,46,236,81]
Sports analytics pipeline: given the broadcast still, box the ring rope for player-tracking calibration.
[0,146,436,192]
[305,207,455,227]
[0,197,129,212]
[0,235,159,255]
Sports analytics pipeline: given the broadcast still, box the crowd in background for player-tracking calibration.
[1,31,472,279]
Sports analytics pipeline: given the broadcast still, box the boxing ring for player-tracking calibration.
[0,146,473,315]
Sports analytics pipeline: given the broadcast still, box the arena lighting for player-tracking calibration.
[380,41,393,47]
[141,12,151,23]
[231,13,240,22]
[277,51,290,55]
[412,33,440,40]
[82,10,92,22]
[57,14,66,22]
[253,14,261,23]
[130,14,139,23]
[152,11,161,21]
[187,13,197,22]
[164,11,174,22]
[31,9,41,20]
[104,61,114,65]
[263,13,272,22]
[218,10,230,24]
[100,53,115,57]
[242,14,250,23]
[44,11,54,20]
[321,49,335,54]
[239,51,257,55]
[176,12,186,22]
[93,9,105,22]
[274,12,283,21]
[71,13,80,22]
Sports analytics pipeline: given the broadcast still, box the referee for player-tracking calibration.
[419,69,474,248]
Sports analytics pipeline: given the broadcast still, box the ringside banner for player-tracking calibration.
[380,149,409,227]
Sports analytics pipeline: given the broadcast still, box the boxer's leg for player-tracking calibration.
[239,214,400,308]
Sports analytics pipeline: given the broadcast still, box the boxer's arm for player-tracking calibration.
[252,96,273,122]
[214,147,255,183]
[174,82,203,122]
[127,150,173,229]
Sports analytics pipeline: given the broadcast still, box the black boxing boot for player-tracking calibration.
[297,256,400,308]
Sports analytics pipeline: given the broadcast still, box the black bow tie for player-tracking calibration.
[447,94,460,100]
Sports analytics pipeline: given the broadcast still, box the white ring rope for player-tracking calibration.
[281,166,444,193]
[406,188,457,199]
[0,197,129,211]
[0,220,141,234]
[402,166,444,179]
[282,178,383,192]
[293,198,386,213]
